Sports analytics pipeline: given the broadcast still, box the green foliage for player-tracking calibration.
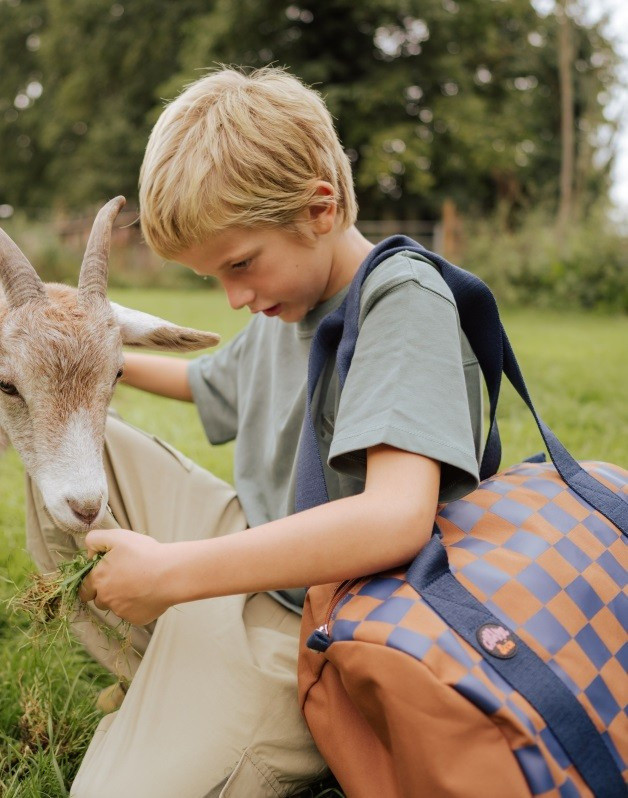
[0,0,621,221]
[464,207,628,312]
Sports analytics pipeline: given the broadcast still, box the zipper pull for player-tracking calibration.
[307,625,331,653]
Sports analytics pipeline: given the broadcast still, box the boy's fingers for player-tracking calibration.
[78,572,97,603]
[85,529,116,558]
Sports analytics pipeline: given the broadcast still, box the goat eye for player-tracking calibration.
[0,380,18,396]
[115,369,123,381]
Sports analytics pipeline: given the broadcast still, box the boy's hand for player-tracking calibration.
[79,529,176,626]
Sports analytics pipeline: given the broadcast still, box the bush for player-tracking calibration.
[462,209,628,313]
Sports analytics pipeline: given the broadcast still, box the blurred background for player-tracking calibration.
[0,0,626,310]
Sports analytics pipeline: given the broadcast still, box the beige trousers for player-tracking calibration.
[25,414,327,798]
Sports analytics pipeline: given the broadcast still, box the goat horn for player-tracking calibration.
[0,227,47,308]
[78,195,126,299]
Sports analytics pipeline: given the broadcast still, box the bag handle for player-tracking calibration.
[295,235,628,535]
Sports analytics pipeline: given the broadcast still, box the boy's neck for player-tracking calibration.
[322,225,375,301]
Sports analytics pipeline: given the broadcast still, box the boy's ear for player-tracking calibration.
[110,302,221,352]
[308,181,337,234]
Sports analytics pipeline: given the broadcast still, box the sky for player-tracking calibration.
[534,0,628,221]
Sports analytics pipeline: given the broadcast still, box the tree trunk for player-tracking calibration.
[557,0,575,239]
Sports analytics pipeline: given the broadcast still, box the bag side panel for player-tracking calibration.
[328,640,532,798]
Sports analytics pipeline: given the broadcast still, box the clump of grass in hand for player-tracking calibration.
[8,553,131,656]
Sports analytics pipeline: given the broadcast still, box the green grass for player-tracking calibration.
[0,289,626,795]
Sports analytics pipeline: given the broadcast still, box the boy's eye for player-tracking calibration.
[231,258,251,271]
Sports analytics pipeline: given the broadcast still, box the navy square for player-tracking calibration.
[518,562,561,602]
[555,537,592,571]
[440,499,486,533]
[565,575,604,620]
[358,577,403,600]
[491,497,535,526]
[514,745,555,795]
[366,596,414,625]
[479,479,512,495]
[575,624,611,669]
[504,529,550,559]
[559,778,580,798]
[460,559,511,596]
[524,608,570,655]
[585,675,621,726]
[450,536,496,556]
[331,618,360,642]
[523,477,563,499]
[387,626,432,660]
[582,514,617,546]
[540,727,570,769]
[454,673,502,715]
[596,550,625,588]
[580,513,617,546]
[540,503,579,533]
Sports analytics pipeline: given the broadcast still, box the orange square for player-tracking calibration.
[554,639,598,690]
[554,491,590,521]
[590,607,625,654]
[546,591,587,636]
[337,595,381,623]
[599,659,628,708]
[571,525,606,559]
[399,601,450,641]
[356,620,395,646]
[536,547,579,587]
[473,514,518,545]
[423,640,473,682]
[521,512,563,545]
[483,547,529,577]
[447,547,479,571]
[492,581,543,625]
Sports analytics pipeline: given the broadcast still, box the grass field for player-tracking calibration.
[0,288,626,796]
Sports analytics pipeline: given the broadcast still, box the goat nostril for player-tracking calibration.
[67,499,100,526]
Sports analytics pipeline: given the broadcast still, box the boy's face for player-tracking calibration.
[175,225,337,323]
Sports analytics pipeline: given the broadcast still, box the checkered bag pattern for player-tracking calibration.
[322,460,627,796]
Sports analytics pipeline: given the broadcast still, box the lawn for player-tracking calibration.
[0,288,626,796]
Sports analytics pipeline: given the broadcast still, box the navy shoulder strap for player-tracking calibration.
[295,235,628,536]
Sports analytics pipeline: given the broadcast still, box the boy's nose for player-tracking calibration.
[225,285,255,310]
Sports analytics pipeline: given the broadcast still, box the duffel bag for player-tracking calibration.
[296,236,627,798]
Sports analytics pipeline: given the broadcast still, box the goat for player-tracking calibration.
[0,196,219,534]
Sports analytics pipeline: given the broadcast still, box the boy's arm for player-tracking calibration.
[120,352,193,401]
[81,445,440,624]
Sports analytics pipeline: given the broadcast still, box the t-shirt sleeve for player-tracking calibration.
[328,271,480,503]
[187,326,248,445]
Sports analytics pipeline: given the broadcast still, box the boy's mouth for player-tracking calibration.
[262,304,282,317]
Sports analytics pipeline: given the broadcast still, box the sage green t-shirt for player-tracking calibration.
[188,251,483,613]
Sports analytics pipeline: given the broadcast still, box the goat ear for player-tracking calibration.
[110,302,220,351]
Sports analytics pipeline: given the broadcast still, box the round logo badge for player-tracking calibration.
[476,623,517,659]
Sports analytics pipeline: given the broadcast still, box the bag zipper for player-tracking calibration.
[317,577,367,636]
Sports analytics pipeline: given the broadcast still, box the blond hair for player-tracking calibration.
[139,66,357,258]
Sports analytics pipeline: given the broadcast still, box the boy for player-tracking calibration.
[27,67,483,797]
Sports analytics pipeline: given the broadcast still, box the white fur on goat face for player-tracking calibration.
[0,286,123,533]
